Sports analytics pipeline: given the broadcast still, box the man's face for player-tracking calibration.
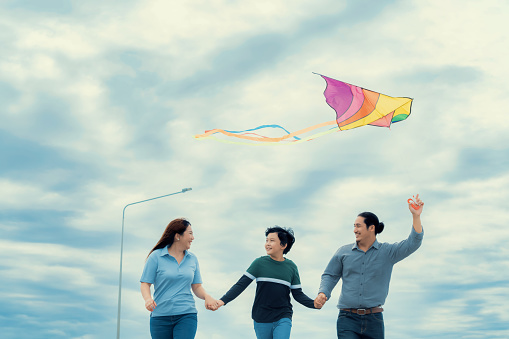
[354,216,374,243]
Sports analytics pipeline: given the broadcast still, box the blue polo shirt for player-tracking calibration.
[140,246,202,317]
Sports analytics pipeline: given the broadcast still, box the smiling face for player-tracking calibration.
[353,216,375,244]
[178,225,194,250]
[265,232,287,259]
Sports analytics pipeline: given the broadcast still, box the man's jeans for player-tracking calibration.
[253,317,292,339]
[337,310,384,339]
[150,313,197,339]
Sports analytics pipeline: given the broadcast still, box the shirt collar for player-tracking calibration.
[352,239,380,251]
[160,245,189,257]
[372,239,380,249]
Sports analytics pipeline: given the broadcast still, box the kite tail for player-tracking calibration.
[194,120,338,144]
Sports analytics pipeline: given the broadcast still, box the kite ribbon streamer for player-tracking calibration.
[194,120,337,143]
[194,74,413,144]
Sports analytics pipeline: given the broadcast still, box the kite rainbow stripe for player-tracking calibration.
[194,74,413,145]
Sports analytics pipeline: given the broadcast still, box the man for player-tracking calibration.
[314,195,424,338]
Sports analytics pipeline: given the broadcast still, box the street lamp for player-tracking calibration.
[116,188,192,339]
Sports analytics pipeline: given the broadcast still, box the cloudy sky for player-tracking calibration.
[1,0,508,338]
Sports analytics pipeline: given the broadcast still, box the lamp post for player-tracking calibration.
[116,188,192,339]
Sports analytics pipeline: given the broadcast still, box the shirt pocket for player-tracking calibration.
[367,258,388,278]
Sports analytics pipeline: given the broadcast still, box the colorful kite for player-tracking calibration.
[194,74,413,145]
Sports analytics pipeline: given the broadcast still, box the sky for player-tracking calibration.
[1,0,508,338]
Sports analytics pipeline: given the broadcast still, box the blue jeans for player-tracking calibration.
[337,310,384,339]
[150,313,197,339]
[253,318,292,339]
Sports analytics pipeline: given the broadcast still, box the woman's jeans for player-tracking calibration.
[337,310,384,339]
[253,318,292,339]
[150,313,197,339]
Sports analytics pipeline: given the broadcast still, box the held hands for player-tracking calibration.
[145,298,157,312]
[314,293,327,309]
[205,297,224,311]
[204,295,218,311]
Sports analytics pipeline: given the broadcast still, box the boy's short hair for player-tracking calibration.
[265,226,295,254]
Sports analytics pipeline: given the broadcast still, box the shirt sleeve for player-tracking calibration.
[140,254,157,284]
[220,274,254,305]
[387,226,424,264]
[290,263,315,308]
[290,262,301,286]
[192,256,203,284]
[246,257,261,278]
[291,288,316,309]
[318,249,343,299]
[220,258,258,304]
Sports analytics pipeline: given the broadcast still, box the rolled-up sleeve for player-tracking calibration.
[388,226,424,264]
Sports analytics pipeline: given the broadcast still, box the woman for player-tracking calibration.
[140,218,216,339]
[214,226,321,339]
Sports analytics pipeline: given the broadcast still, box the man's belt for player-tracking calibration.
[341,307,383,315]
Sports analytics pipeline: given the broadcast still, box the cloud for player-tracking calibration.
[1,0,509,338]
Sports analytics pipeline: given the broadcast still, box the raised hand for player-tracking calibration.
[408,194,424,215]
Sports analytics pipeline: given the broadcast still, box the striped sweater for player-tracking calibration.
[220,256,316,323]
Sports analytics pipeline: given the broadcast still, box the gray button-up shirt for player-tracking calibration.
[319,227,423,309]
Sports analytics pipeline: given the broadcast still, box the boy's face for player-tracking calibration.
[265,232,287,257]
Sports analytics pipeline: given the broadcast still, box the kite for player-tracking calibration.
[194,74,413,145]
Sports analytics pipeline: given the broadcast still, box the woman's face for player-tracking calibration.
[179,225,194,250]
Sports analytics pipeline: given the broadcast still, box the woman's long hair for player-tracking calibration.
[147,218,191,258]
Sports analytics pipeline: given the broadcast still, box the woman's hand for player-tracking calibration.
[205,295,217,310]
[141,282,156,312]
[206,298,224,311]
[145,298,157,312]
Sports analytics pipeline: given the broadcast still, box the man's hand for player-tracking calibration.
[409,193,424,233]
[409,194,424,215]
[314,293,327,309]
